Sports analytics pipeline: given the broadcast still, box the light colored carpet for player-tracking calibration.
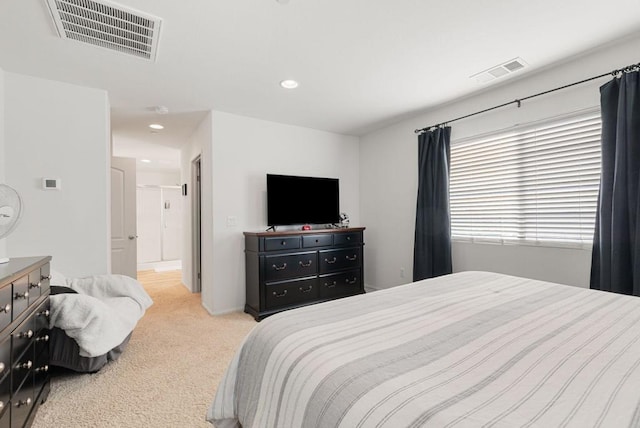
[32,270,256,427]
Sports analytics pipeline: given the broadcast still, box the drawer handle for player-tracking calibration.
[345,277,358,285]
[38,309,51,317]
[17,330,33,340]
[347,236,351,241]
[280,240,287,246]
[0,401,3,410]
[0,362,4,373]
[15,398,31,408]
[325,257,337,264]
[346,255,358,261]
[299,260,313,268]
[324,281,337,288]
[35,365,49,373]
[18,360,32,370]
[41,275,52,281]
[1,304,10,314]
[299,285,313,293]
[29,282,42,289]
[272,263,287,271]
[272,290,288,298]
[36,335,50,343]
[14,291,29,300]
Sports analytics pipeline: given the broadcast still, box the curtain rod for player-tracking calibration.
[414,61,640,134]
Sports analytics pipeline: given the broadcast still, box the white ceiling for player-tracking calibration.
[1,0,639,157]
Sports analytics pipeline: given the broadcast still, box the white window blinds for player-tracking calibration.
[449,110,602,248]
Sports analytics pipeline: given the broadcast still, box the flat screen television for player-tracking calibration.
[267,174,339,226]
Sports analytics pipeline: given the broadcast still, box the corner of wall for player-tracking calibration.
[0,67,5,259]
[180,111,213,294]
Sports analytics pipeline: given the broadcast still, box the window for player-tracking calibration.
[449,110,601,248]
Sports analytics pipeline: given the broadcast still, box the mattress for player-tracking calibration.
[208,271,640,428]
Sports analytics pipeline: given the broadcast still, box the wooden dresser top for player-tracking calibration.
[0,256,52,287]
[244,227,365,237]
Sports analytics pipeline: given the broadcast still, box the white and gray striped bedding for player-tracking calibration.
[207,271,640,428]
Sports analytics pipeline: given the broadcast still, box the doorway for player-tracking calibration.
[192,156,202,293]
[137,185,183,271]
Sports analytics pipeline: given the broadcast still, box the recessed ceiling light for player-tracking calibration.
[280,79,299,89]
[149,123,164,130]
[140,159,151,163]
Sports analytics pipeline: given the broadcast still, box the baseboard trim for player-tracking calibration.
[138,260,182,272]
[200,301,244,316]
[364,284,383,293]
[211,306,245,316]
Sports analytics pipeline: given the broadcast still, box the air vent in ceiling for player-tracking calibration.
[471,57,528,84]
[45,0,162,61]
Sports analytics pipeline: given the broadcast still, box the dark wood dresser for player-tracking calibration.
[244,228,365,321]
[0,257,51,428]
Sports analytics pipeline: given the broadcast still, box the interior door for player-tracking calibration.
[111,157,137,278]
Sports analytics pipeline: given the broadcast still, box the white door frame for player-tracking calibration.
[192,156,202,293]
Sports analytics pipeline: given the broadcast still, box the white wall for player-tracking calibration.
[4,73,110,277]
[186,111,360,314]
[137,170,180,186]
[180,113,208,293]
[0,67,6,260]
[360,34,640,290]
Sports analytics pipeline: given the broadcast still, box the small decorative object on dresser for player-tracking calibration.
[0,256,51,428]
[244,227,365,321]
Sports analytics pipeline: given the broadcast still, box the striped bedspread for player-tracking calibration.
[207,271,640,428]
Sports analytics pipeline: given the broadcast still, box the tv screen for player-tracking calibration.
[267,174,339,226]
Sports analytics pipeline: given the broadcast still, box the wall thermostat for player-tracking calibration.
[42,178,61,190]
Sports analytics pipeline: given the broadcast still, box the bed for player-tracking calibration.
[208,271,640,427]
[49,272,153,372]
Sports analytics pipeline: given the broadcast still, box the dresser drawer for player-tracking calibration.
[40,263,52,295]
[264,236,300,252]
[34,344,49,393]
[34,300,51,359]
[264,252,317,281]
[12,343,34,397]
[0,336,10,415]
[11,381,34,428]
[265,277,319,309]
[319,270,362,299]
[28,265,51,299]
[0,402,8,427]
[319,247,362,273]
[11,276,30,321]
[302,234,333,248]
[12,316,35,383]
[334,232,361,246]
[0,285,12,332]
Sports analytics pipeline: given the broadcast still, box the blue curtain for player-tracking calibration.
[413,126,452,281]
[591,69,640,295]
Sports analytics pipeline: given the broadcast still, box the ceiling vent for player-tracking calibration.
[471,57,527,84]
[45,0,162,61]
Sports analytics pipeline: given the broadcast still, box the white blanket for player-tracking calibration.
[49,275,153,358]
